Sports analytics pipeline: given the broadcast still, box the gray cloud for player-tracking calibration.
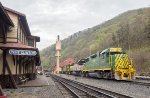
[1,0,150,50]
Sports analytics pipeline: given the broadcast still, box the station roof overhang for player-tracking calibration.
[27,36,40,42]
[0,43,41,66]
[0,43,37,50]
[0,2,14,27]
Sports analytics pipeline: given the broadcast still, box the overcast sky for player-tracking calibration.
[1,0,150,50]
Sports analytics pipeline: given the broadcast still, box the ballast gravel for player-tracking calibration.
[61,74,150,98]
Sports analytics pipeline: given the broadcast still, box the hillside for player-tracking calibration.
[40,7,150,74]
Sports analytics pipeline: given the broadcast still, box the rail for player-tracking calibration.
[51,74,133,98]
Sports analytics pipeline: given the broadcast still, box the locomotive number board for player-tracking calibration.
[110,48,122,52]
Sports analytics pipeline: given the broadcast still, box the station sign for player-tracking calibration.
[9,49,37,56]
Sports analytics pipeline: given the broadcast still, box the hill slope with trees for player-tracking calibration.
[40,7,150,74]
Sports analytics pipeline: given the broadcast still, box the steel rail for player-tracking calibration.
[52,74,133,98]
[61,77,133,98]
[124,80,150,86]
[52,76,81,98]
[52,75,98,98]
[85,76,150,87]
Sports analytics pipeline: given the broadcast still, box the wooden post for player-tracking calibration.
[2,23,6,44]
[3,49,17,88]
[16,56,18,76]
[32,60,34,79]
[16,55,18,84]
[22,56,24,75]
[2,49,6,88]
[5,59,17,88]
[19,56,22,74]
[2,50,6,75]
[0,85,4,96]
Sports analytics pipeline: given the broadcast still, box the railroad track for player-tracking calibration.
[124,80,150,87]
[51,74,133,98]
[52,76,76,98]
[136,76,150,80]
[82,76,150,87]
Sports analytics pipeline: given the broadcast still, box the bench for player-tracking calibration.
[19,76,29,84]
[22,76,29,81]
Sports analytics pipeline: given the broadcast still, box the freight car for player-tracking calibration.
[59,58,74,74]
[71,59,85,76]
[60,48,136,80]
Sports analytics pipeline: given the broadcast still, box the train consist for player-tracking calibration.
[59,48,136,80]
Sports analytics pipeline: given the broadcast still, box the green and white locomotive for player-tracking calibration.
[82,48,136,80]
[60,48,136,80]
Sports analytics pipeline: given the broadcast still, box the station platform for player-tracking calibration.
[18,75,49,87]
[3,75,64,98]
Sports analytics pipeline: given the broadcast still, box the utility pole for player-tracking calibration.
[55,35,61,74]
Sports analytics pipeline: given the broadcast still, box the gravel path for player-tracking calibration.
[3,75,64,98]
[61,74,150,98]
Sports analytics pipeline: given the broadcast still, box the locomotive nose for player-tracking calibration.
[115,54,129,68]
[114,54,136,80]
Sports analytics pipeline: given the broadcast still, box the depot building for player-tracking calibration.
[0,2,41,88]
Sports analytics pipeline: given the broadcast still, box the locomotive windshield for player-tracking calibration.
[101,52,125,58]
[109,52,125,55]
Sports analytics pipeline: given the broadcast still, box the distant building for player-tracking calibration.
[0,2,41,88]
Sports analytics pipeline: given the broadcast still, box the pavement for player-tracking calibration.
[3,75,64,98]
[18,75,49,87]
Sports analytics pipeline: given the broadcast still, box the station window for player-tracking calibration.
[28,39,34,47]
[110,52,124,55]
